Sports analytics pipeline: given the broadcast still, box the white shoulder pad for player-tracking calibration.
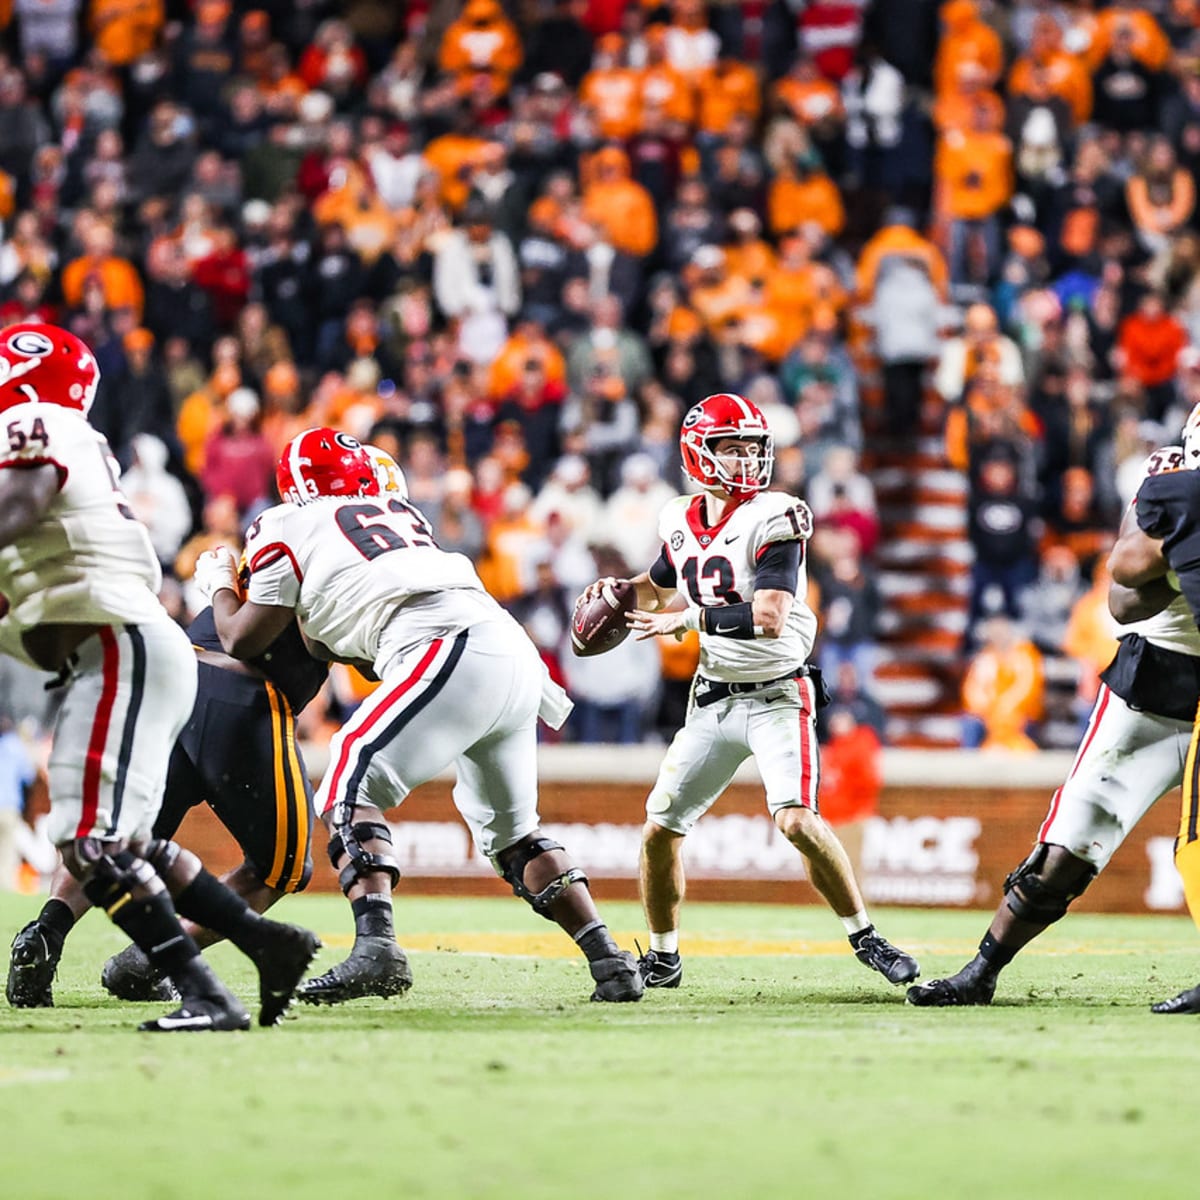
[756,493,813,546]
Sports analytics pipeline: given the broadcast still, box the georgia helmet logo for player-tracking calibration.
[334,432,362,451]
[8,330,54,357]
[682,406,704,428]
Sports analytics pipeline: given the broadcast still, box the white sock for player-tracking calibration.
[649,930,679,955]
[841,911,872,938]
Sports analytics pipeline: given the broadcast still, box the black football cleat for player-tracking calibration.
[636,947,683,989]
[1151,983,1200,1014]
[249,923,323,1026]
[589,951,645,1002]
[907,956,998,1006]
[296,936,412,1005]
[853,930,921,985]
[101,943,178,1003]
[139,997,252,1033]
[6,921,59,1008]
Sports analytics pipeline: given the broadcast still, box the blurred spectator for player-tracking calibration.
[1127,137,1196,256]
[961,615,1045,752]
[935,302,1025,403]
[1040,466,1110,577]
[966,451,1040,641]
[814,706,882,880]
[1115,290,1188,420]
[122,433,193,565]
[60,220,144,318]
[563,618,662,743]
[1021,545,1086,657]
[602,452,679,570]
[581,145,658,258]
[1062,559,1121,709]
[201,388,275,518]
[815,527,881,690]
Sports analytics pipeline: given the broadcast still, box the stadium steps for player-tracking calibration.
[861,409,972,748]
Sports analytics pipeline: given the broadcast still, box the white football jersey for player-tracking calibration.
[657,491,817,682]
[0,402,165,637]
[1124,447,1200,657]
[244,494,503,667]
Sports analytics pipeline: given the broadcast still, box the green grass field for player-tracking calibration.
[2,892,1199,1200]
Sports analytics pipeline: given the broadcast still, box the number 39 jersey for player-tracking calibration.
[657,491,818,683]
[244,495,500,667]
[0,402,164,637]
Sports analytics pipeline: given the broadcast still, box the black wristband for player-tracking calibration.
[701,602,756,639]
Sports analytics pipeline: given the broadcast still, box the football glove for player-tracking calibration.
[193,546,240,602]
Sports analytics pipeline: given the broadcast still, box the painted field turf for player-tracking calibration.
[1,893,1198,1200]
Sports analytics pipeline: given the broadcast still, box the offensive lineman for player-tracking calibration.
[197,427,644,1004]
[1109,411,1200,1013]
[0,323,319,1031]
[910,442,1200,1008]
[7,446,410,1007]
[583,393,919,990]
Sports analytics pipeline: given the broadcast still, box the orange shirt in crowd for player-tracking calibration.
[313,163,397,263]
[773,75,843,128]
[423,131,488,210]
[962,637,1044,752]
[1127,169,1197,242]
[489,332,567,399]
[767,170,845,238]
[695,60,760,135]
[724,238,777,285]
[438,0,523,88]
[855,224,949,301]
[60,251,145,317]
[581,149,658,257]
[580,65,643,140]
[1086,7,1170,71]
[817,724,882,825]
[638,61,695,127]
[932,86,1006,136]
[1008,50,1092,126]
[935,128,1014,220]
[90,0,165,66]
[933,0,1004,96]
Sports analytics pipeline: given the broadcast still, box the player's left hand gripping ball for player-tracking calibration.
[571,579,636,656]
[193,547,241,602]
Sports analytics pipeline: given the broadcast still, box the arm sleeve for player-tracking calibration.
[753,540,801,594]
[649,545,677,589]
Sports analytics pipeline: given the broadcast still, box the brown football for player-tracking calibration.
[570,579,637,657]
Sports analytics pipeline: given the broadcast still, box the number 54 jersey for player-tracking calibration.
[657,491,818,683]
[244,495,502,668]
[0,402,164,638]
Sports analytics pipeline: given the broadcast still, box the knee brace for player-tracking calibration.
[78,843,157,914]
[1003,843,1097,925]
[496,837,589,920]
[327,821,401,895]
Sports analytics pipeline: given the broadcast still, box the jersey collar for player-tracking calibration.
[685,492,749,548]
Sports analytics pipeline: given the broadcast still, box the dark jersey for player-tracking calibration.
[187,607,328,714]
[1136,470,1200,631]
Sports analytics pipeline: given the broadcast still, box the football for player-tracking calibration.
[570,579,637,657]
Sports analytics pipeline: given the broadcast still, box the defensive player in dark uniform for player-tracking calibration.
[910,445,1200,1009]
[5,606,377,1005]
[1109,431,1200,1013]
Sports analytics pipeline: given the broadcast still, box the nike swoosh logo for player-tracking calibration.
[724,535,740,543]
[715,623,738,634]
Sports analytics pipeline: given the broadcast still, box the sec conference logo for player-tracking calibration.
[670,530,684,551]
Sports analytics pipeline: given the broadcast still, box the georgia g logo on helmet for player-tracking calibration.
[0,323,101,416]
[679,392,775,499]
[276,427,380,505]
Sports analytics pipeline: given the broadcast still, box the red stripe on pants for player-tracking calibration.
[799,677,817,810]
[77,627,121,838]
[320,638,443,814]
[1037,685,1112,842]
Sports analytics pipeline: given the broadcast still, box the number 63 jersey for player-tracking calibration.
[0,402,164,639]
[657,491,818,683]
[244,495,499,667]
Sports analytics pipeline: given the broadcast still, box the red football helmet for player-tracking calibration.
[276,427,380,504]
[679,392,774,498]
[0,323,100,416]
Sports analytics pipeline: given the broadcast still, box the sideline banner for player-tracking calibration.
[177,776,1187,915]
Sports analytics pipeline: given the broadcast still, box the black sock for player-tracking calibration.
[352,894,394,940]
[848,925,876,949]
[36,898,76,955]
[977,933,1016,970]
[173,868,266,954]
[107,890,201,979]
[574,921,619,963]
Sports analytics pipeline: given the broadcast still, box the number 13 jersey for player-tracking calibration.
[656,491,818,683]
[244,496,502,667]
[0,402,164,636]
